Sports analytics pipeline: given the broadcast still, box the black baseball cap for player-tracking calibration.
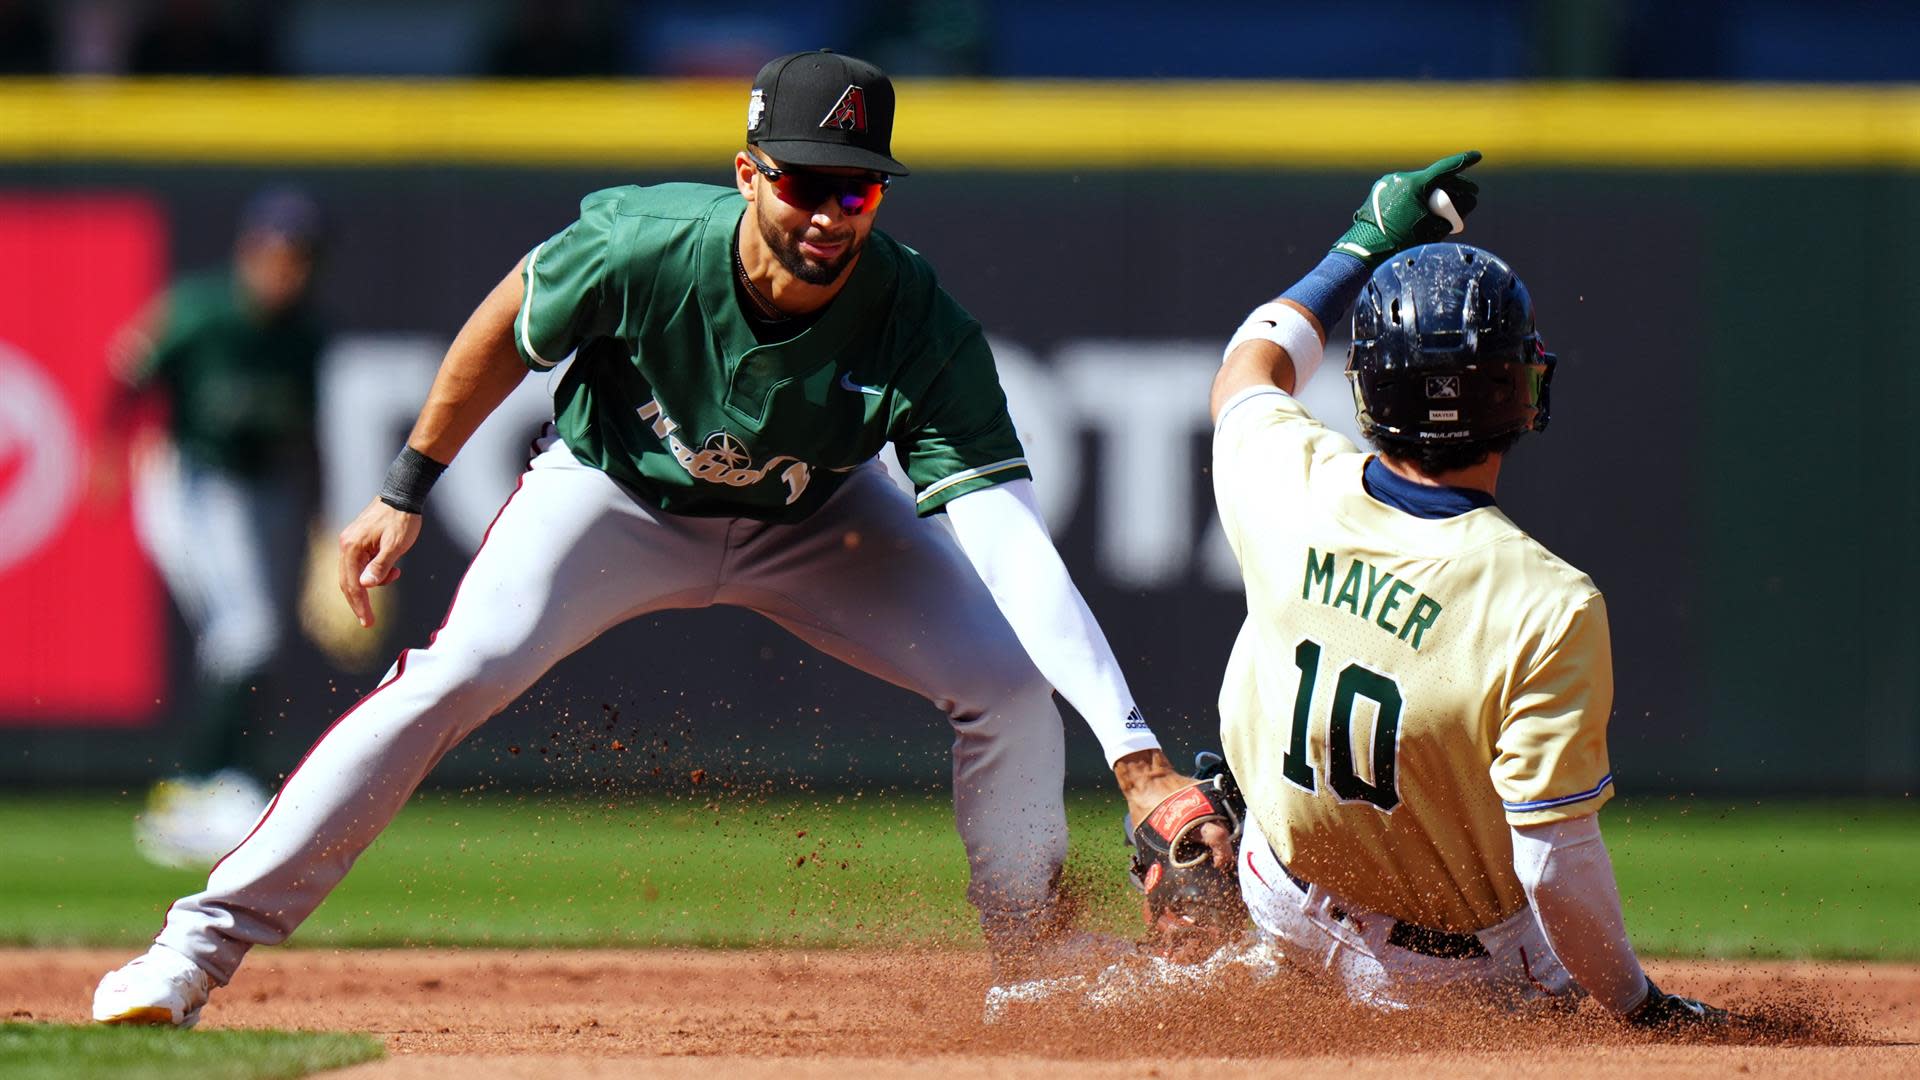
[746,50,909,176]
[239,186,324,248]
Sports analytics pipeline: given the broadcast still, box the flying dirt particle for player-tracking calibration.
[796,829,807,838]
[610,740,626,752]
[690,769,707,785]
[508,746,521,756]
[795,855,808,867]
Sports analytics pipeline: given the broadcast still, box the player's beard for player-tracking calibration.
[756,203,861,286]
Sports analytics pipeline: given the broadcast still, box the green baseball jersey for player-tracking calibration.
[130,271,326,477]
[513,183,1029,522]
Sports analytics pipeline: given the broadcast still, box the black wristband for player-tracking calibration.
[378,446,447,515]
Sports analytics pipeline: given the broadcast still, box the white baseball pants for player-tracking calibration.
[157,437,1067,983]
[1238,811,1578,1011]
[132,440,300,682]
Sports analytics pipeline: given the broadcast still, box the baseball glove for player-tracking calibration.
[1126,753,1246,955]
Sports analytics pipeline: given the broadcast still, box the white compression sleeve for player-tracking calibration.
[945,479,1161,766]
[1223,301,1324,387]
[1510,816,1652,1015]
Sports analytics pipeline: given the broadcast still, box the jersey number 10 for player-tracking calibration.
[1283,639,1403,812]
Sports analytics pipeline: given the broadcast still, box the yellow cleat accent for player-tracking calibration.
[99,1005,178,1025]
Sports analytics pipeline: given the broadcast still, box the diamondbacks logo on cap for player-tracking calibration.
[746,89,767,132]
[820,85,868,132]
[1425,376,1461,399]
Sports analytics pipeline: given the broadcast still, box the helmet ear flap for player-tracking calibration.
[1531,347,1557,433]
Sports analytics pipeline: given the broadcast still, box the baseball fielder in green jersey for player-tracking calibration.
[103,189,327,869]
[1208,159,1725,1028]
[95,50,1229,1028]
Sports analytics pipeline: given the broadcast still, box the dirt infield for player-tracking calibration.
[5,948,1916,1078]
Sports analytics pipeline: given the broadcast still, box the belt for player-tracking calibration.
[1274,851,1490,961]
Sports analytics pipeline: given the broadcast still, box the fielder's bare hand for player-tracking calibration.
[338,497,421,628]
[1114,748,1236,870]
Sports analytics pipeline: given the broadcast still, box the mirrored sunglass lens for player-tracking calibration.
[774,172,883,215]
[772,173,822,207]
[835,183,884,215]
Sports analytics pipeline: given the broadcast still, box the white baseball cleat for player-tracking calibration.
[93,944,215,1027]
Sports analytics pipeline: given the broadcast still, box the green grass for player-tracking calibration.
[0,1023,382,1080]
[0,789,1125,950]
[1606,799,1920,960]
[1,792,1914,960]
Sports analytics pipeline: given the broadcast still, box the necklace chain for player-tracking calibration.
[734,244,788,322]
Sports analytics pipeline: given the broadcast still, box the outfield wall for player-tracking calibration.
[2,81,1915,792]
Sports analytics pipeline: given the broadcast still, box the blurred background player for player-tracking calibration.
[104,187,328,868]
[1207,159,1727,1027]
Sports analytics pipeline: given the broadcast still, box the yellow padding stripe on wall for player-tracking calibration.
[2,79,1917,168]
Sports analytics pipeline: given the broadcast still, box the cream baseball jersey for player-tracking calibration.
[1213,387,1615,933]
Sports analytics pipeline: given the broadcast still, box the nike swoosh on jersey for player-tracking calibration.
[838,373,886,396]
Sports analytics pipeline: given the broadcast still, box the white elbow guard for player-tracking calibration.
[1223,301,1324,387]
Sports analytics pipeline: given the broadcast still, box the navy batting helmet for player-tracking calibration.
[1347,243,1554,446]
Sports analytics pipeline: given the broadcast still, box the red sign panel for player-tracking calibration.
[0,196,168,724]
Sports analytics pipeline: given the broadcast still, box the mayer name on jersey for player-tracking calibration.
[1213,387,1615,933]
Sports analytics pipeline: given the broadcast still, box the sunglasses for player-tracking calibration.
[744,150,888,217]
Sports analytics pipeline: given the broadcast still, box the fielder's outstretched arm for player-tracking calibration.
[336,261,530,628]
[946,480,1233,867]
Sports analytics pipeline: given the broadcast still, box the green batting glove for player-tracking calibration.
[1332,150,1483,268]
